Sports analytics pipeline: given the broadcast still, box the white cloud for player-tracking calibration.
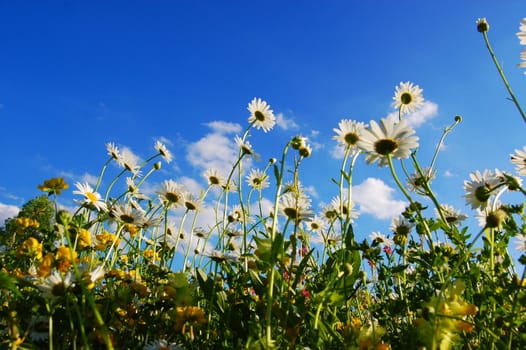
[155,135,173,146]
[330,144,346,159]
[386,100,439,128]
[0,202,20,225]
[304,185,319,200]
[179,176,203,195]
[81,173,99,186]
[276,113,299,130]
[353,177,406,219]
[206,121,242,134]
[186,121,249,177]
[444,170,455,177]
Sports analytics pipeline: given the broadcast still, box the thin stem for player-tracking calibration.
[482,31,526,124]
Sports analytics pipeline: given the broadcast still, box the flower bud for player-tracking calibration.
[56,210,71,226]
[477,18,489,33]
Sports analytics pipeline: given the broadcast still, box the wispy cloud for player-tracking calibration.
[206,121,242,134]
[330,145,346,159]
[353,177,406,219]
[0,202,20,225]
[186,121,247,176]
[387,101,439,128]
[443,170,455,178]
[276,113,299,130]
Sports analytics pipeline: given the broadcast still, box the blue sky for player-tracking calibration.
[1,1,525,248]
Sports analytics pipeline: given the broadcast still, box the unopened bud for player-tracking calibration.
[476,18,489,33]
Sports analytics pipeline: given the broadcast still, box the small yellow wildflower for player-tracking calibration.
[38,253,54,277]
[56,246,78,262]
[174,306,207,333]
[76,228,92,249]
[143,249,159,261]
[95,231,120,250]
[16,217,40,229]
[17,237,43,260]
[38,177,69,195]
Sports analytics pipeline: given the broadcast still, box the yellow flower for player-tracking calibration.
[95,231,120,250]
[38,253,54,277]
[143,249,159,261]
[174,306,207,333]
[16,217,40,229]
[38,177,69,195]
[17,237,43,260]
[56,246,78,262]
[76,228,92,249]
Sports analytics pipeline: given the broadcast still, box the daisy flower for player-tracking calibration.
[332,119,367,150]
[435,204,467,225]
[321,204,339,223]
[279,191,313,222]
[392,81,424,115]
[517,18,526,45]
[235,135,258,159]
[73,182,108,212]
[514,233,526,253]
[406,167,436,193]
[305,215,326,233]
[121,148,141,175]
[106,142,121,160]
[311,231,341,247]
[183,192,202,211]
[246,168,270,190]
[193,227,209,239]
[154,140,173,163]
[204,168,225,187]
[463,169,503,209]
[358,115,419,167]
[476,204,507,230]
[511,146,526,175]
[111,203,146,226]
[329,194,359,221]
[228,204,246,223]
[390,216,414,236]
[157,180,186,208]
[247,97,275,132]
[370,232,394,247]
[203,249,240,263]
[36,270,75,299]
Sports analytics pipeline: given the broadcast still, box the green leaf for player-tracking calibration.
[0,271,21,297]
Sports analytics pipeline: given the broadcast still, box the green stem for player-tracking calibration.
[266,143,290,346]
[482,31,526,124]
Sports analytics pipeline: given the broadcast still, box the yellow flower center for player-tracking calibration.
[86,192,98,202]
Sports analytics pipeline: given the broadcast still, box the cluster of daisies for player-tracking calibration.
[331,82,420,166]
